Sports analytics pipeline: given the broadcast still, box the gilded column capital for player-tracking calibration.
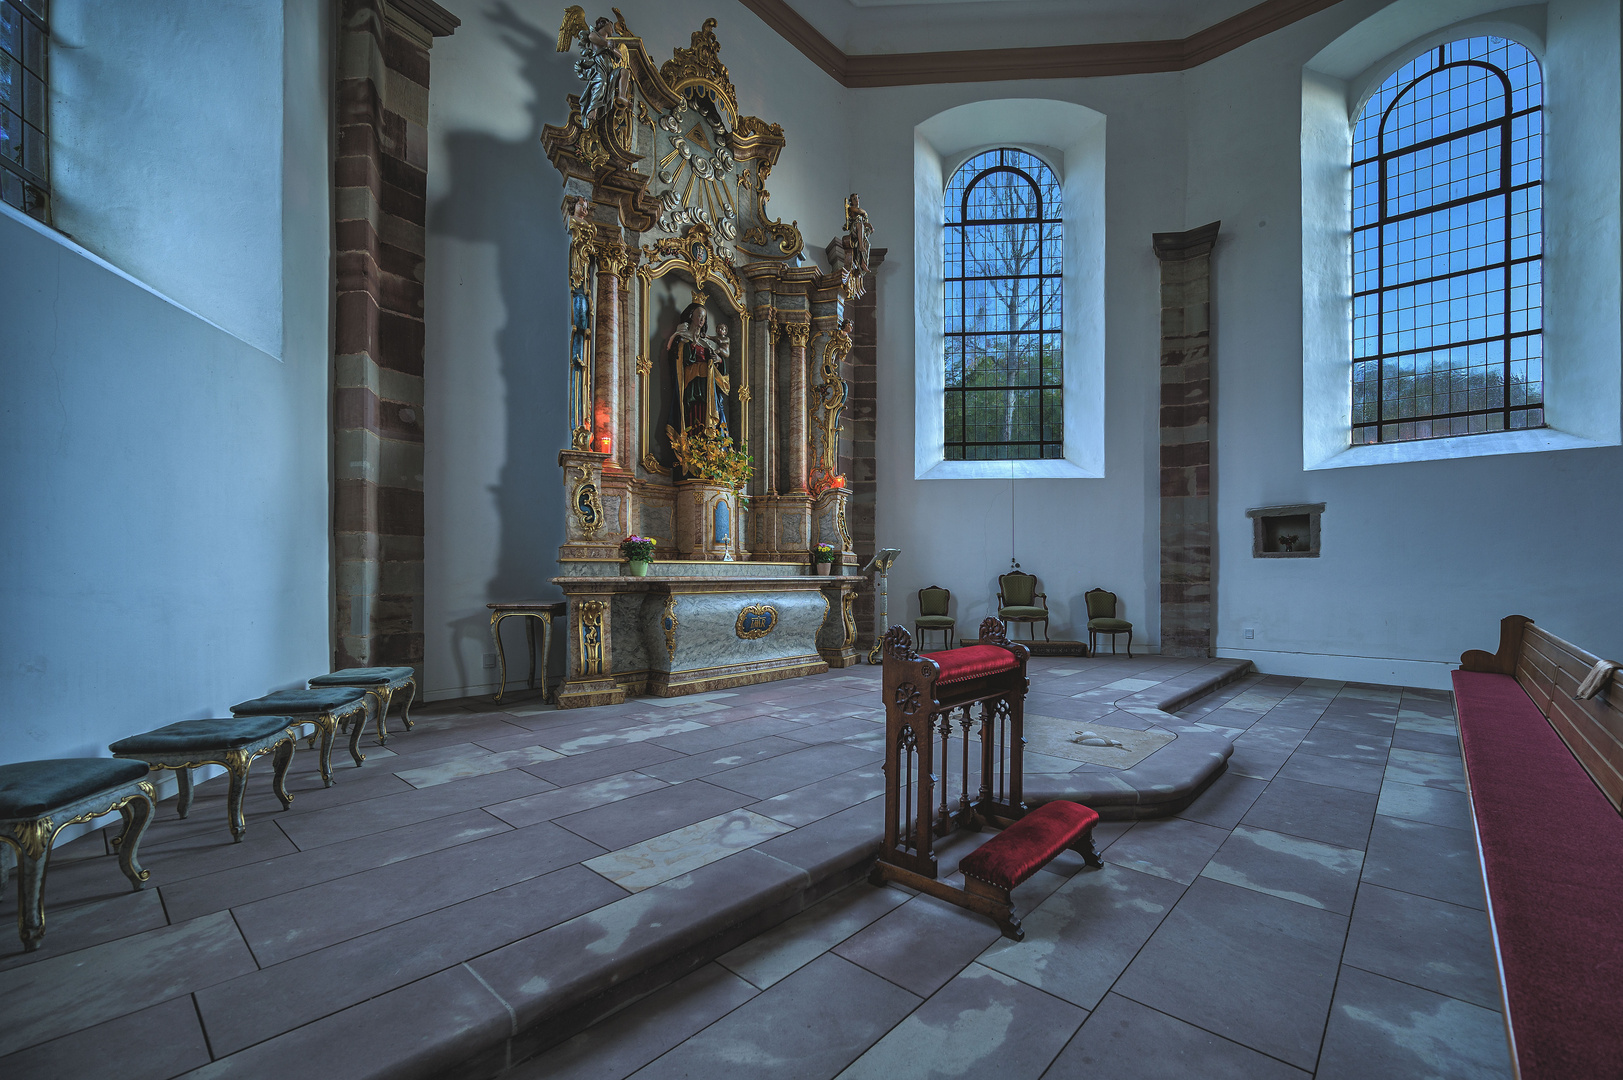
[766,318,783,343]
[616,246,642,287]
[784,322,811,347]
[595,243,627,277]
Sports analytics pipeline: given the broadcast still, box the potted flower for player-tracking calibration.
[813,542,838,575]
[620,535,656,577]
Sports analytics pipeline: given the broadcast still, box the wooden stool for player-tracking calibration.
[231,688,371,787]
[110,716,299,842]
[0,759,156,951]
[308,667,417,745]
[488,602,567,702]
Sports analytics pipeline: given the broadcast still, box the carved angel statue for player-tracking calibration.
[556,6,631,124]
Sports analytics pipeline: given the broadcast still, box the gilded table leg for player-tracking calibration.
[314,715,336,788]
[525,616,538,690]
[175,767,194,819]
[225,755,252,842]
[115,793,153,886]
[398,678,417,730]
[12,833,48,952]
[492,613,511,702]
[271,738,295,810]
[345,704,368,768]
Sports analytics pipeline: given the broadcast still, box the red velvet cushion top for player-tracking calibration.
[926,645,1017,686]
[959,800,1100,891]
[1452,671,1623,1080]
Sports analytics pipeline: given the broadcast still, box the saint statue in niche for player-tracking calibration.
[667,302,731,435]
[844,193,873,277]
[564,195,595,442]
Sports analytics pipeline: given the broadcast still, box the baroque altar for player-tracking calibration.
[544,10,874,708]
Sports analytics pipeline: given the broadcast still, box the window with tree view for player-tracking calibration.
[0,0,49,221]
[1352,37,1542,444]
[944,148,1062,460]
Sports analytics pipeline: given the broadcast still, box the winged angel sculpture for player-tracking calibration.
[556,6,632,124]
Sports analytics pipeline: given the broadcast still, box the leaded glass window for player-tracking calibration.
[0,0,48,221]
[1352,37,1543,444]
[944,148,1062,460]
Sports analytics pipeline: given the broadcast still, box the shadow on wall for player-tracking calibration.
[427,2,572,679]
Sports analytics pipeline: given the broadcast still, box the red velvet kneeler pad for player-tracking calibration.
[959,800,1099,891]
[926,645,1018,686]
[1452,671,1623,1080]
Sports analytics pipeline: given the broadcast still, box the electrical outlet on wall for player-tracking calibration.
[1243,628,1255,640]
[483,653,498,669]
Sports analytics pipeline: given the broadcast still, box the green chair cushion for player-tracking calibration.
[232,688,369,716]
[915,616,956,628]
[308,666,414,686]
[0,759,151,820]
[111,716,296,756]
[918,589,950,617]
[999,606,1049,619]
[1089,618,1133,631]
[1000,575,1036,605]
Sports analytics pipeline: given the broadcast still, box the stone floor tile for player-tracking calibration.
[0,994,211,1080]
[1375,780,1474,832]
[834,892,1004,997]
[486,771,670,829]
[554,780,750,850]
[1295,726,1392,765]
[751,796,884,880]
[232,821,604,966]
[274,766,553,849]
[1044,992,1309,1079]
[750,765,887,827]
[838,962,1085,1080]
[0,911,256,1058]
[649,715,806,753]
[704,742,882,799]
[1098,818,1229,885]
[1178,771,1268,830]
[508,963,759,1080]
[637,736,806,783]
[630,954,919,1080]
[1343,882,1501,1010]
[1276,752,1387,795]
[1201,825,1364,914]
[1396,714,1459,736]
[977,863,1183,1011]
[0,883,166,972]
[1312,712,1399,738]
[1315,966,1511,1080]
[393,744,564,789]
[584,809,795,892]
[1112,877,1347,1070]
[719,882,908,989]
[779,716,887,745]
[160,807,513,922]
[112,805,300,883]
[1240,777,1380,851]
[549,718,713,755]
[521,742,684,787]
[1392,727,1464,755]
[196,863,625,1057]
[1226,741,1293,781]
[1362,815,1485,910]
[1384,747,1467,792]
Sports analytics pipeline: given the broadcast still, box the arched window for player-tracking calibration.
[944,148,1063,460]
[1352,37,1543,444]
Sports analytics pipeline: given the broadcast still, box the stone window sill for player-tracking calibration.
[916,458,1102,481]
[1306,427,1612,471]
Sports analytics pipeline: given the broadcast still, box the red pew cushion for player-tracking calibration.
[926,645,1018,686]
[959,800,1100,891]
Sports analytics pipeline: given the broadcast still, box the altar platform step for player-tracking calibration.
[0,655,1255,1080]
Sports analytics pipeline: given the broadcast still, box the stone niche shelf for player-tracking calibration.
[1247,502,1324,558]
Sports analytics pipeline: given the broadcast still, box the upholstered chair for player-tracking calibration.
[1085,588,1133,657]
[997,572,1049,641]
[915,585,956,651]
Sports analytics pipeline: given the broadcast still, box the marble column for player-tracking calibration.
[1153,221,1219,658]
[593,247,623,460]
[784,321,811,493]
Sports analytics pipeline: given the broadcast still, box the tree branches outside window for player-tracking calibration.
[0,0,49,221]
[944,148,1062,460]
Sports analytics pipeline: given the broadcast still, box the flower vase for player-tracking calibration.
[815,562,831,575]
[627,559,651,578]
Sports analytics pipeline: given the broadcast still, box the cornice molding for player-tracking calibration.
[1153,220,1222,261]
[737,0,1342,87]
[390,0,460,39]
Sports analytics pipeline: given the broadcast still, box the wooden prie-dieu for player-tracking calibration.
[872,617,1103,939]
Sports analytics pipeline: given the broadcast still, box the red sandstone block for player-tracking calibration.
[1159,442,1210,468]
[383,32,431,88]
[378,312,426,376]
[335,386,382,433]
[337,292,381,356]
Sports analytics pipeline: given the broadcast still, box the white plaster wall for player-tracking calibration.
[422,0,853,698]
[0,0,332,799]
[49,0,288,359]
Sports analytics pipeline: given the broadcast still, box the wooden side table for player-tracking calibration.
[488,601,568,703]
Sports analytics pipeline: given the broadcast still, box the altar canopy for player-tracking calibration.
[543,11,873,707]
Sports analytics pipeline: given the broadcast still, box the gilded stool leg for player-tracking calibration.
[492,613,511,702]
[225,754,253,842]
[114,794,153,887]
[372,687,395,745]
[525,616,538,690]
[345,704,368,768]
[13,833,48,952]
[175,767,194,819]
[271,738,295,810]
[313,715,336,787]
[398,679,416,730]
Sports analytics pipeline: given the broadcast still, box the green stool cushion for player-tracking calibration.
[915,616,956,628]
[0,759,151,819]
[111,716,296,756]
[308,667,414,686]
[232,688,369,716]
[999,606,1049,619]
[1088,618,1133,631]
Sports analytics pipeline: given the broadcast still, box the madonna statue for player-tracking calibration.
[667,302,731,435]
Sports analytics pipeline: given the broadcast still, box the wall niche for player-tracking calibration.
[1247,503,1324,558]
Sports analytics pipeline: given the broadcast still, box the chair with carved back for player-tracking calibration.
[1084,588,1133,657]
[997,572,1049,642]
[915,585,956,652]
[873,617,1102,939]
